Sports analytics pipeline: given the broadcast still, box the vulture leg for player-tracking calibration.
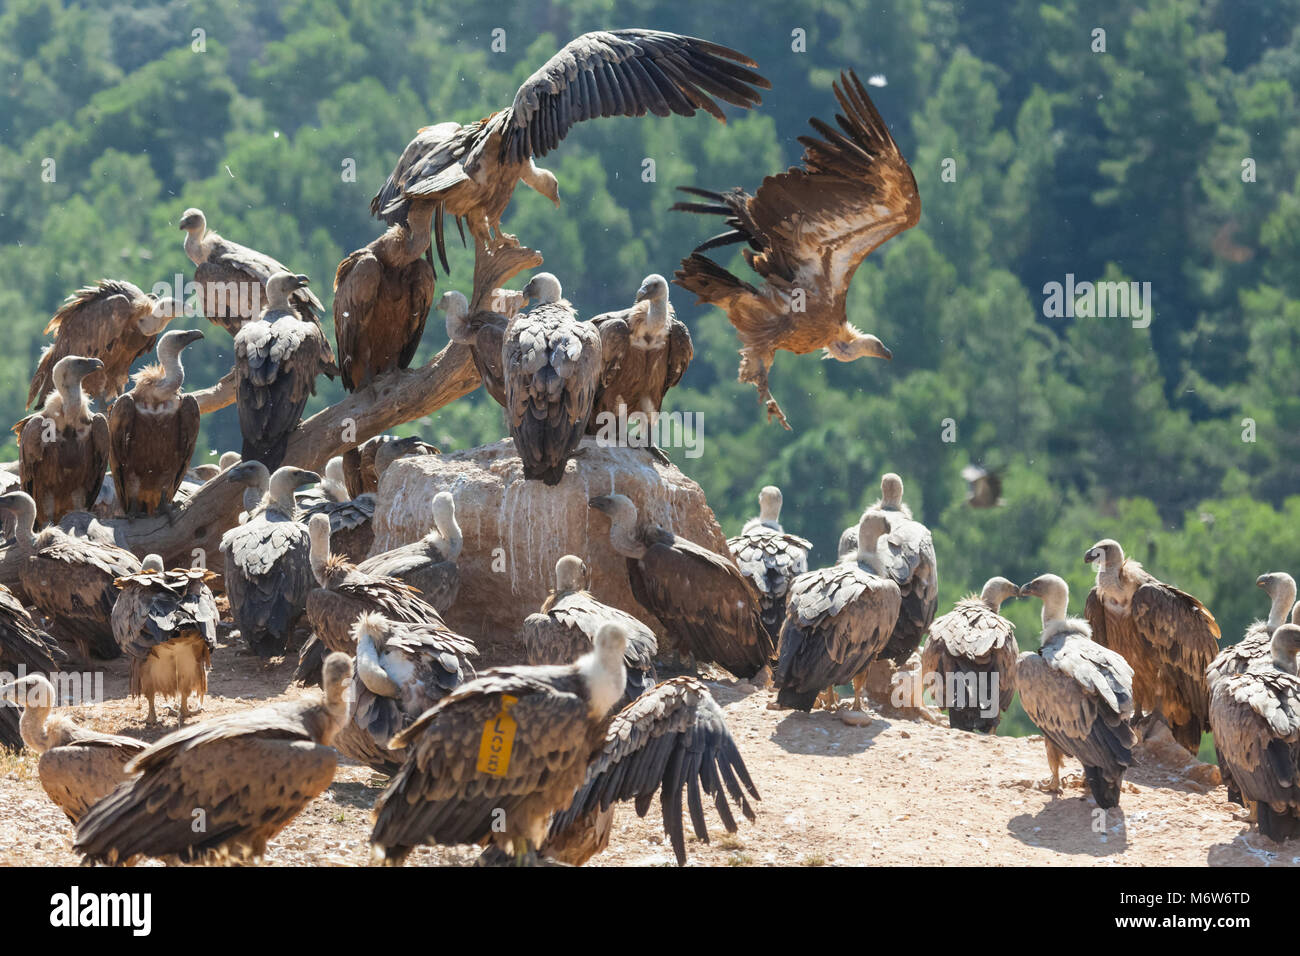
[745,354,790,431]
[1037,740,1065,795]
[839,674,874,726]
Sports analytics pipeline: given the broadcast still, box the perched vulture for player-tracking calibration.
[589,493,771,678]
[370,624,757,866]
[297,492,376,564]
[504,273,602,485]
[111,555,220,726]
[920,577,1019,733]
[74,652,353,865]
[342,434,438,499]
[16,355,110,526]
[520,555,658,707]
[672,71,917,429]
[27,279,177,409]
[357,491,462,613]
[727,485,811,644]
[1083,538,1219,753]
[772,513,900,715]
[107,328,203,516]
[371,30,769,257]
[219,463,320,657]
[0,585,68,751]
[334,200,436,391]
[440,290,511,408]
[961,464,1003,508]
[0,673,146,823]
[1018,574,1136,809]
[1210,624,1300,841]
[0,491,140,662]
[234,272,332,471]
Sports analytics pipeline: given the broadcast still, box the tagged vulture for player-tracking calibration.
[27,280,178,409]
[357,491,462,613]
[1083,538,1219,753]
[589,493,771,679]
[342,434,438,499]
[727,485,812,645]
[369,624,758,866]
[334,200,436,391]
[0,491,140,662]
[234,272,332,471]
[371,30,769,257]
[0,673,146,823]
[0,585,68,751]
[111,555,220,726]
[772,513,900,716]
[1018,574,1136,809]
[505,273,602,485]
[74,652,353,865]
[920,577,1019,733]
[107,328,203,516]
[16,355,110,527]
[219,463,320,657]
[440,289,511,408]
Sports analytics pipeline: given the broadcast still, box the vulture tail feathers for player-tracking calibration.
[776,684,821,712]
[1257,802,1300,842]
[1084,765,1122,810]
[672,252,757,305]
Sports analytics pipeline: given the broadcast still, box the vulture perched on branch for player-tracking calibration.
[0,586,67,752]
[1083,538,1218,753]
[74,652,353,865]
[342,434,438,499]
[1018,574,1136,809]
[589,493,772,679]
[672,70,917,429]
[728,485,811,645]
[16,355,110,527]
[371,29,769,258]
[441,289,510,408]
[107,328,203,516]
[921,577,1019,733]
[27,279,177,410]
[357,491,462,614]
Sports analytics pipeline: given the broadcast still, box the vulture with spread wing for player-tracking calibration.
[727,485,811,645]
[357,491,462,614]
[0,586,67,751]
[921,577,1019,733]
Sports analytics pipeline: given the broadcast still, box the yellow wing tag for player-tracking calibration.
[477,695,519,777]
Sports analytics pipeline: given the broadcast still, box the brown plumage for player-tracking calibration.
[0,587,67,751]
[440,289,515,408]
[921,577,1019,733]
[298,494,376,564]
[341,434,438,499]
[672,71,917,429]
[357,490,461,613]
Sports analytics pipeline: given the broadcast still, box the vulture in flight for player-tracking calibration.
[111,555,220,726]
[727,485,812,645]
[441,289,515,408]
[74,652,353,865]
[16,355,110,527]
[1083,538,1219,753]
[961,464,1003,508]
[357,491,463,614]
[27,279,178,410]
[589,493,771,679]
[0,673,146,823]
[920,577,1019,733]
[234,272,333,471]
[0,585,67,752]
[342,433,438,500]
[334,200,437,391]
[107,328,203,516]
[371,29,770,257]
[1018,574,1136,809]
[369,624,758,866]
[504,273,602,485]
[672,71,917,429]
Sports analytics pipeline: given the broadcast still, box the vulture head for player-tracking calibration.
[588,493,645,558]
[635,274,670,304]
[191,464,221,481]
[1019,574,1070,628]
[0,673,56,717]
[140,295,182,335]
[0,491,38,538]
[320,456,348,501]
[1083,539,1124,573]
[307,513,333,581]
[267,465,320,513]
[218,452,242,472]
[554,554,589,593]
[266,272,311,310]
[320,651,355,709]
[52,355,104,399]
[438,290,473,343]
[374,436,439,479]
[353,613,402,700]
[824,327,892,363]
[156,328,204,378]
[141,554,165,573]
[757,485,783,524]
[1258,572,1298,630]
[979,576,1020,612]
[177,207,207,236]
[521,159,561,208]
[430,491,462,559]
[1270,624,1300,676]
[878,473,905,510]
[521,272,563,307]
[580,622,630,720]
[225,460,270,492]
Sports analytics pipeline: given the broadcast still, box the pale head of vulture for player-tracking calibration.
[1019,574,1072,629]
[320,650,355,717]
[852,512,891,572]
[579,622,630,720]
[635,274,670,304]
[218,452,242,471]
[308,512,333,583]
[438,291,472,344]
[0,491,38,545]
[353,612,402,699]
[429,491,462,560]
[152,328,204,391]
[374,436,439,479]
[878,473,905,510]
[1257,572,1298,632]
[520,272,563,307]
[51,355,105,410]
[140,295,182,335]
[757,485,783,525]
[554,554,590,593]
[1271,624,1300,675]
[178,207,207,237]
[1083,539,1124,573]
[587,493,644,558]
[0,672,57,715]
[141,553,165,573]
[979,576,1020,612]
[225,460,270,494]
[824,327,893,363]
[265,272,311,311]
[520,160,561,208]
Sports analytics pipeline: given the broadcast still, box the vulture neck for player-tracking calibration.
[636,297,670,344]
[604,512,646,559]
[1267,583,1297,632]
[8,504,36,551]
[154,343,187,396]
[397,204,435,261]
[356,631,402,699]
[578,646,627,721]
[17,690,55,753]
[265,473,301,515]
[980,589,1009,613]
[757,500,782,527]
[308,524,331,583]
[430,510,463,561]
[53,374,89,424]
[184,229,214,266]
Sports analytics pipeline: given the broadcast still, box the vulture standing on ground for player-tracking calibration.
[671,71,916,429]
[1083,538,1219,753]
[298,490,376,565]
[921,577,1019,733]
[111,555,220,726]
[220,464,319,657]
[441,289,512,408]
[505,273,602,485]
[334,200,437,391]
[107,328,203,516]
[27,280,177,410]
[357,491,462,613]
[0,674,146,823]
[0,586,67,751]
[234,272,332,471]
[342,434,438,499]
[589,493,771,678]
[16,355,110,527]
[371,29,769,260]
[74,652,353,865]
[1017,574,1136,809]
[0,491,140,662]
[727,485,811,645]
[370,624,758,866]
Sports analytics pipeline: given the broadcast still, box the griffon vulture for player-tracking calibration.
[440,289,511,408]
[357,491,462,613]
[921,577,1019,733]
[0,586,67,751]
[297,491,376,564]
[961,464,1003,508]
[342,434,438,499]
[727,485,811,644]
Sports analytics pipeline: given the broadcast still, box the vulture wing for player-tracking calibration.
[0,584,67,674]
[333,249,382,391]
[1211,670,1300,821]
[38,736,147,824]
[1129,581,1219,750]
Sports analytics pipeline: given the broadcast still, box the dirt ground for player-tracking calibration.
[0,627,1294,868]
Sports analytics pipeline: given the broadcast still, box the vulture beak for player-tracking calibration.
[519,280,535,305]
[588,495,612,513]
[1083,548,1100,565]
[635,285,650,302]
[294,274,311,289]
[1256,575,1268,589]
[294,470,321,487]
[1017,580,1037,598]
[177,329,205,347]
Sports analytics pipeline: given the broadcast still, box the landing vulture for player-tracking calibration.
[342,434,438,499]
[0,586,67,751]
[672,71,917,428]
[107,328,203,516]
[371,30,769,257]
[111,555,219,726]
[727,485,811,644]
[74,652,353,865]
[920,577,1019,733]
[1083,538,1219,753]
[440,290,510,408]
[27,280,177,409]
[357,491,462,613]
[505,273,602,485]
[16,355,110,526]
[1018,574,1136,809]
